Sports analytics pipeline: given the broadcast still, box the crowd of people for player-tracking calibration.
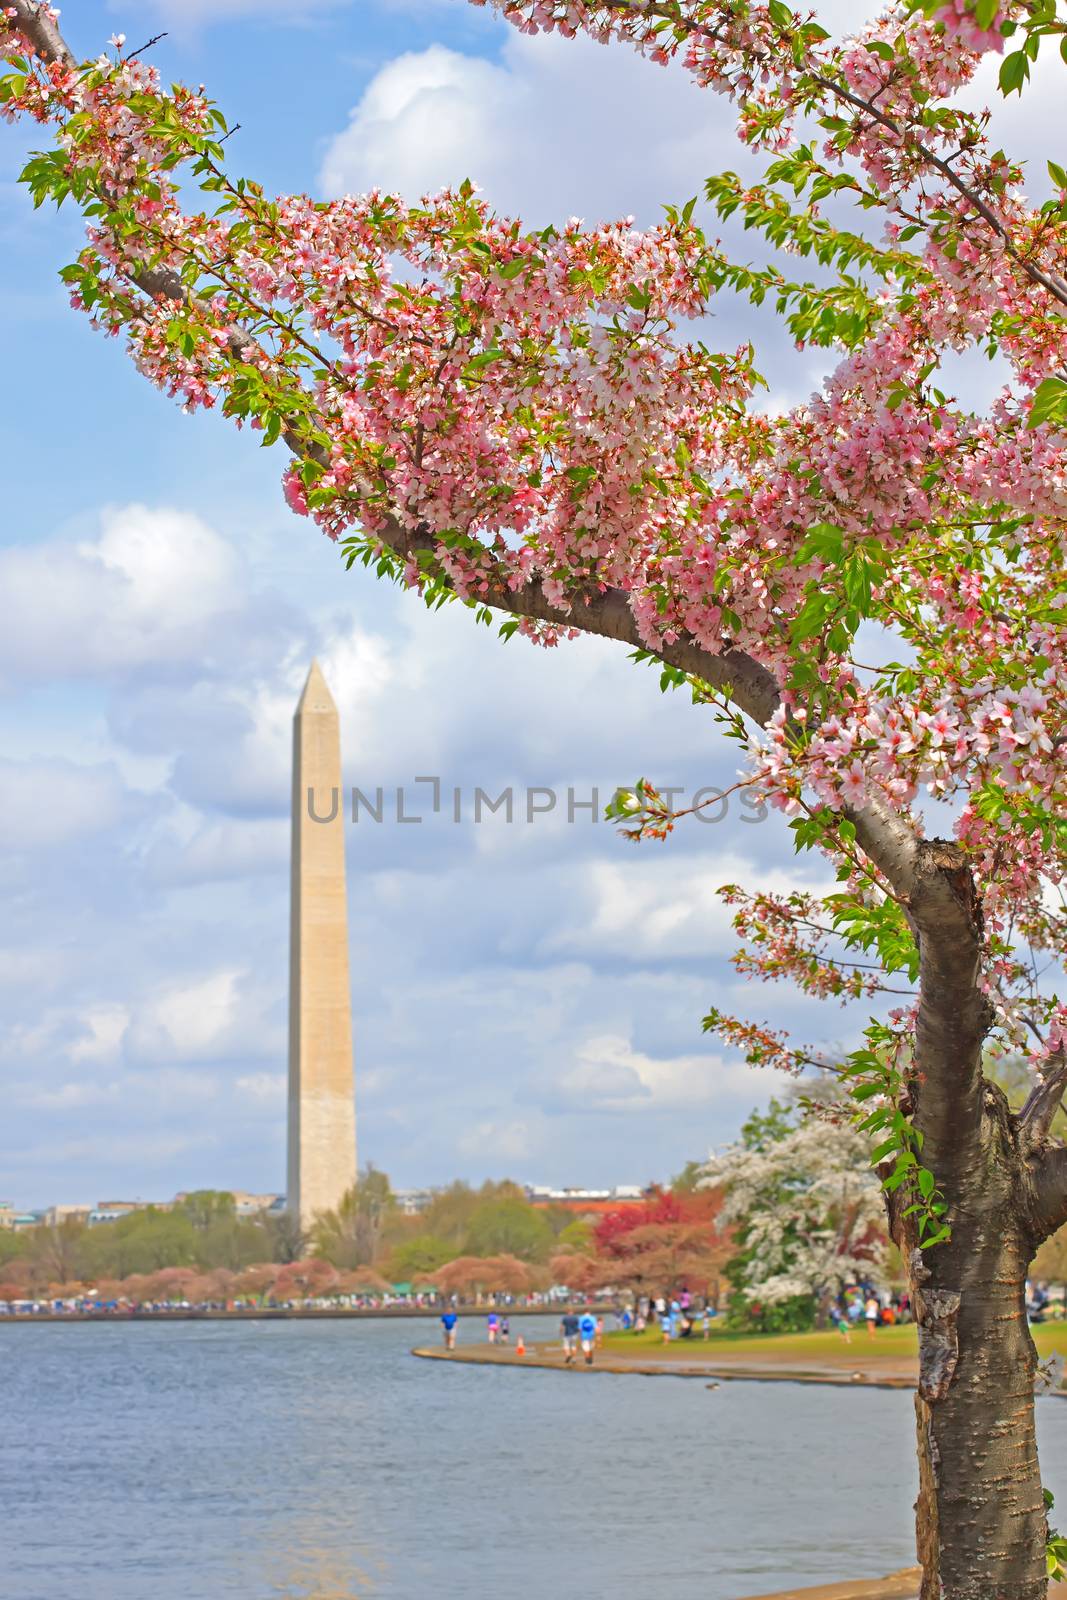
[439,1293,718,1361]
[618,1292,719,1341]
[829,1286,912,1341]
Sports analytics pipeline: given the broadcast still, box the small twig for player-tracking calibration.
[127,32,167,61]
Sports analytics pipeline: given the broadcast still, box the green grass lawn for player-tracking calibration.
[601,1319,1067,1369]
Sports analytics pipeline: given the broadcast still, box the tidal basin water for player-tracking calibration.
[5,1316,1067,1600]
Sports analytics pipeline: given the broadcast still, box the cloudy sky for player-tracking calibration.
[0,0,1048,1209]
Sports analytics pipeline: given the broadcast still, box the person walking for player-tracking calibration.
[865,1293,880,1338]
[487,1310,499,1344]
[499,1315,510,1344]
[579,1309,598,1365]
[834,1301,852,1343]
[441,1310,458,1350]
[560,1309,580,1364]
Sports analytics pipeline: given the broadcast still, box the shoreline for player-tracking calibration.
[0,1305,562,1325]
[742,1571,1067,1600]
[741,1573,919,1600]
[411,1343,916,1388]
[412,1341,1067,1399]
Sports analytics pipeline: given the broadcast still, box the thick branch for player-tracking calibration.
[11,0,950,913]
[907,841,992,1161]
[848,790,921,902]
[8,0,74,66]
[1018,1046,1067,1148]
[372,514,784,727]
[7,4,784,730]
[1029,1141,1067,1242]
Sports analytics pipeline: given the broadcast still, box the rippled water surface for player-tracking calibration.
[4,1316,1067,1599]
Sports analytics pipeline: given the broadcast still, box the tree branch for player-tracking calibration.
[9,0,944,907]
[905,841,993,1162]
[1029,1139,1067,1242]
[8,0,75,66]
[1019,1046,1067,1149]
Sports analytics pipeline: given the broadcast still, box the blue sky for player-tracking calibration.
[0,0,1047,1209]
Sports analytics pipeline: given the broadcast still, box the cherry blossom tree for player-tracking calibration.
[431,1253,534,1296]
[2,0,1066,1593]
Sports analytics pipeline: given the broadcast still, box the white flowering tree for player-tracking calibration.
[706,1114,888,1326]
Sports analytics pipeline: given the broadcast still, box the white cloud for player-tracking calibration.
[128,968,242,1060]
[0,946,72,991]
[21,1080,120,1111]
[120,968,284,1068]
[145,816,288,886]
[0,757,136,846]
[542,1032,765,1114]
[70,1005,130,1064]
[319,32,743,225]
[456,1118,532,1162]
[235,1071,287,1104]
[0,505,241,682]
[543,853,831,962]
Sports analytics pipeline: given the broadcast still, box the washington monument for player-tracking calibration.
[287,660,357,1226]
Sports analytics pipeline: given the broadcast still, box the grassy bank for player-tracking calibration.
[603,1320,1067,1372]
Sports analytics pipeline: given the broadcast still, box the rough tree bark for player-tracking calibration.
[8,3,1067,1594]
[886,841,1067,1600]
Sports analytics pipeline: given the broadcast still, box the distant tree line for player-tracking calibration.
[0,1189,303,1291]
[0,1170,733,1302]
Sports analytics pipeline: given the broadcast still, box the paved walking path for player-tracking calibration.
[415,1336,1067,1400]
[412,1342,917,1388]
[743,1573,919,1600]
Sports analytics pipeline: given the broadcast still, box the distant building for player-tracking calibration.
[171,1190,281,1216]
[394,1189,433,1216]
[232,1192,284,1217]
[525,1185,649,1215]
[88,1201,144,1226]
[7,1211,42,1231]
[0,1202,13,1230]
[42,1205,93,1228]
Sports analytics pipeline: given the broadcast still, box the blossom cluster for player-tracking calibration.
[2,1,1064,1072]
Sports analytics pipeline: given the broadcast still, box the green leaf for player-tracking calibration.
[792,588,836,641]
[999,49,1029,96]
[1029,378,1067,430]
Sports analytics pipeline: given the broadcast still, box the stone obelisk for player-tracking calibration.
[287,660,357,1227]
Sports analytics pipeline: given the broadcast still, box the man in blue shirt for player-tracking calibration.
[441,1310,458,1350]
[560,1310,580,1364]
[579,1310,598,1365]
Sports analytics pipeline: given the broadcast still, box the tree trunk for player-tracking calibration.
[907,1093,1048,1600]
